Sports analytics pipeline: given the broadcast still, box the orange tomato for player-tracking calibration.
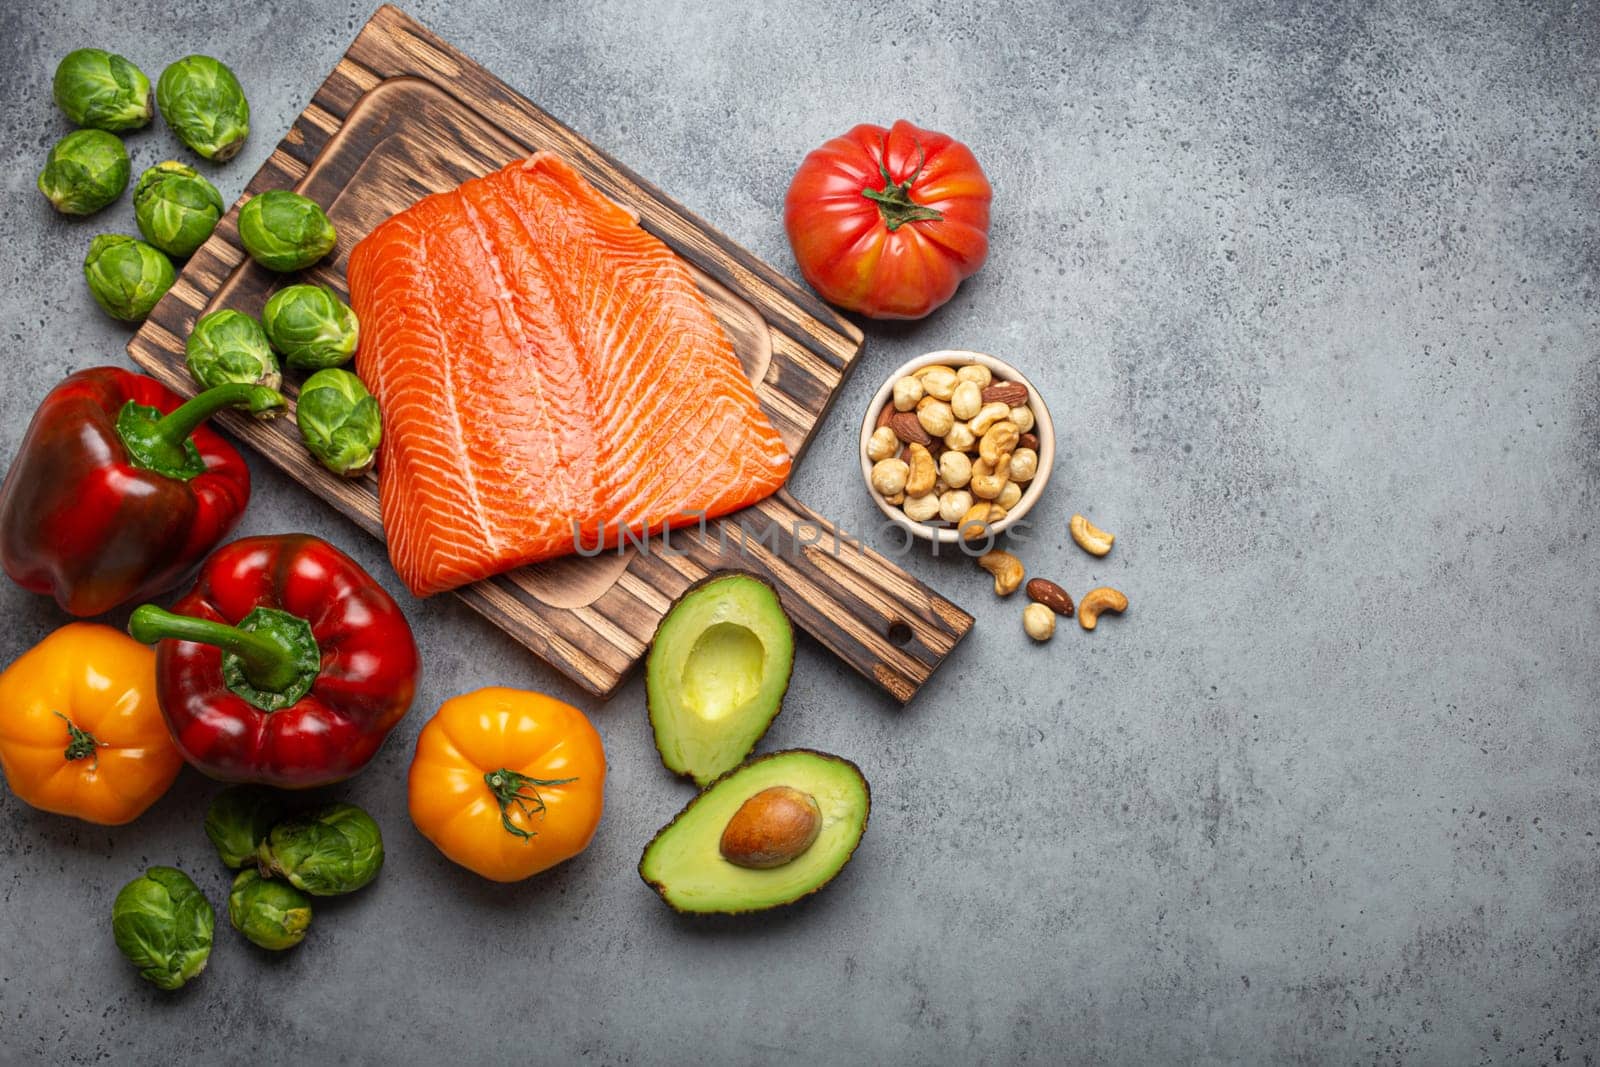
[408,687,606,882]
[0,623,183,825]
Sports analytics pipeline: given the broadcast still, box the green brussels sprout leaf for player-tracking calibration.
[156,55,249,162]
[257,802,384,896]
[204,786,286,869]
[37,129,130,216]
[133,161,224,258]
[186,309,281,396]
[262,284,360,371]
[296,369,382,478]
[83,234,175,322]
[53,48,153,131]
[228,869,312,951]
[238,191,337,272]
[111,866,215,990]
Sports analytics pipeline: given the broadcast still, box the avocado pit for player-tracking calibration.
[719,786,822,869]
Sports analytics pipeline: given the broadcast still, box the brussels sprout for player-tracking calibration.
[156,55,249,162]
[37,129,130,216]
[228,869,312,951]
[133,161,224,258]
[296,369,381,477]
[204,786,285,869]
[257,802,384,895]
[237,191,337,272]
[83,234,175,322]
[262,284,360,371]
[53,48,153,131]
[186,309,281,395]
[111,866,214,990]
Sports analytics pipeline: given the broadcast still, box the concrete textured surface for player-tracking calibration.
[0,1,1596,1063]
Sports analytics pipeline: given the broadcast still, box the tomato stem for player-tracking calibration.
[54,711,102,768]
[484,769,578,841]
[860,139,944,231]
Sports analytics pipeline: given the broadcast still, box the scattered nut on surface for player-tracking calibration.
[951,380,983,420]
[1077,586,1128,630]
[938,489,974,523]
[977,550,1025,597]
[892,375,924,412]
[969,401,1012,435]
[870,458,909,497]
[1023,602,1056,642]
[905,443,936,497]
[1025,578,1074,616]
[997,481,1022,510]
[919,365,958,400]
[915,397,955,437]
[866,425,899,462]
[903,492,941,523]
[956,363,992,388]
[1070,513,1115,556]
[1010,405,1035,433]
[939,450,973,489]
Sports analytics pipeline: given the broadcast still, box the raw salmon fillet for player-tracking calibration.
[346,153,791,597]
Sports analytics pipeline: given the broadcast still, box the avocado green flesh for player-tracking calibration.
[640,750,869,914]
[647,574,794,786]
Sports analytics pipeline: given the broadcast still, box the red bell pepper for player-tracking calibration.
[127,534,420,788]
[0,367,284,617]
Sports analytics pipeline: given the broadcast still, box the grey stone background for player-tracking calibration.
[0,0,1596,1063]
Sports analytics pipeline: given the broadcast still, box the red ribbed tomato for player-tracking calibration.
[783,119,991,320]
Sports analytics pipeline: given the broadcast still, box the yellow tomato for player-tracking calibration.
[0,623,183,825]
[408,687,606,882]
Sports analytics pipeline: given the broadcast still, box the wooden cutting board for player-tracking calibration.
[127,4,972,702]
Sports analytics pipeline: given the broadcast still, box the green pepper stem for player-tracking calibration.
[118,383,285,479]
[484,769,578,840]
[53,711,102,768]
[129,604,307,693]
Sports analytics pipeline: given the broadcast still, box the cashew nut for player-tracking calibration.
[970,456,1010,501]
[866,425,900,462]
[958,501,1007,540]
[979,421,1020,467]
[1009,404,1035,434]
[870,458,908,497]
[915,397,955,437]
[956,363,993,388]
[1069,514,1115,556]
[883,491,905,506]
[969,401,1011,435]
[902,491,941,523]
[1022,602,1056,641]
[950,380,983,421]
[892,375,924,412]
[938,489,974,523]
[1077,586,1128,630]
[976,550,1025,597]
[1008,447,1038,483]
[905,443,936,497]
[918,365,958,401]
[939,450,972,489]
[944,422,976,452]
[997,480,1022,510]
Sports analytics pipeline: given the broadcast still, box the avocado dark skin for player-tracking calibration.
[638,749,871,915]
[646,571,795,786]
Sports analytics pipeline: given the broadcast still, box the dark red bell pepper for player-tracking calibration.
[0,367,284,617]
[127,534,420,788]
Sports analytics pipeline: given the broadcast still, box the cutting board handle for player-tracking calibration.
[666,491,973,704]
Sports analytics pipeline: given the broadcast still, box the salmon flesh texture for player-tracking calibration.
[347,153,792,597]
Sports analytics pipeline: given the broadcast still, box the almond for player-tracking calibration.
[1025,578,1074,616]
[889,411,933,447]
[876,401,896,430]
[1019,432,1039,452]
[981,381,1029,407]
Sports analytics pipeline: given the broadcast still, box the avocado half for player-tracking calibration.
[639,749,871,914]
[646,572,794,786]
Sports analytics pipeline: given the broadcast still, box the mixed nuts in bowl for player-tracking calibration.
[858,349,1055,544]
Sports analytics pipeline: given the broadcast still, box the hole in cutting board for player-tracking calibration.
[886,620,914,647]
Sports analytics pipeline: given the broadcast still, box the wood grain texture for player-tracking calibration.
[126,3,972,702]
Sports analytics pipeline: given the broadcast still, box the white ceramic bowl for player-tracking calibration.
[858,349,1056,545]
